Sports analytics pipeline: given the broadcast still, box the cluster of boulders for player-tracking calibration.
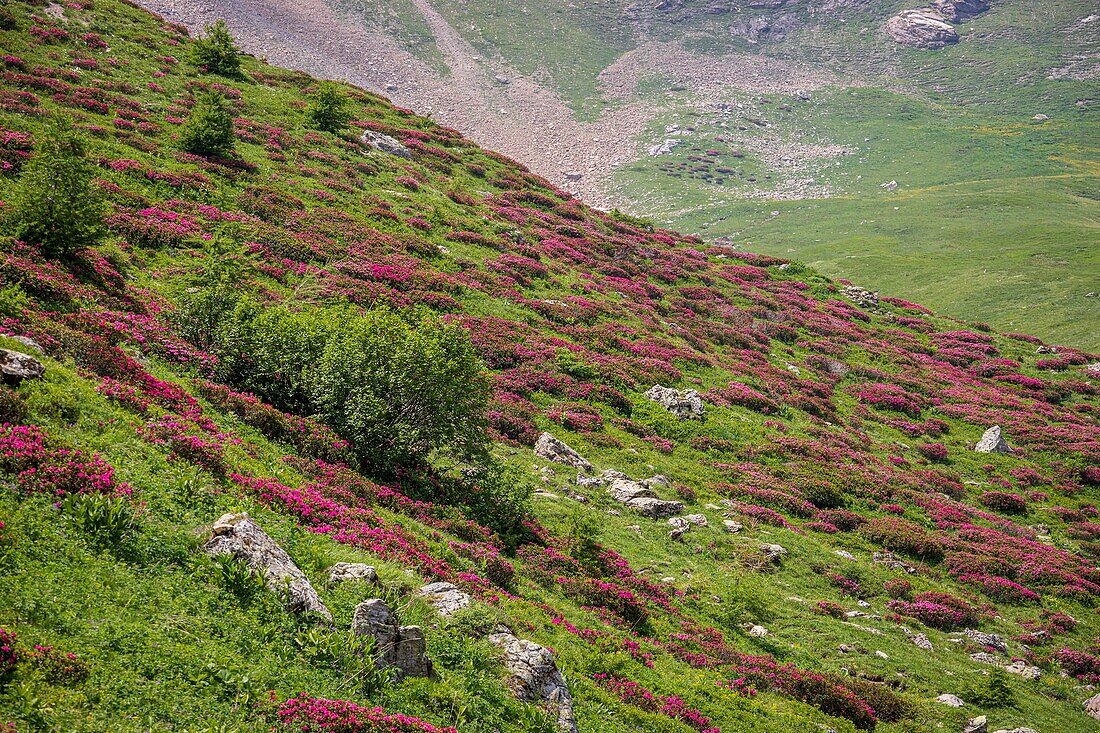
[581,469,685,519]
[417,583,577,733]
[886,0,990,49]
[204,515,576,731]
[840,284,879,309]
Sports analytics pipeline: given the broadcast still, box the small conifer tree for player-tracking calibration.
[190,20,240,76]
[306,83,353,133]
[4,119,105,258]
[179,90,235,157]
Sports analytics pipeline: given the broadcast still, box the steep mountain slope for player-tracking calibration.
[135,0,1100,350]
[0,2,1099,733]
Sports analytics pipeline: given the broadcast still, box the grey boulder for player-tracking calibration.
[352,599,432,678]
[886,9,959,49]
[327,562,378,586]
[0,348,45,385]
[487,631,578,733]
[645,385,704,420]
[204,513,332,622]
[535,432,593,473]
[974,425,1012,453]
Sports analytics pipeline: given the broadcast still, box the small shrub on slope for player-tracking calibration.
[3,119,105,258]
[179,90,235,157]
[189,20,241,76]
[306,82,353,133]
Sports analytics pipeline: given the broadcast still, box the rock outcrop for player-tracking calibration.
[974,425,1012,453]
[204,513,332,622]
[645,385,705,420]
[598,470,684,518]
[415,582,576,732]
[535,432,594,472]
[931,0,990,21]
[1085,691,1100,720]
[0,348,45,385]
[487,631,578,733]
[352,599,432,678]
[417,581,472,617]
[886,9,960,49]
[327,562,378,586]
[361,129,411,158]
[936,693,964,707]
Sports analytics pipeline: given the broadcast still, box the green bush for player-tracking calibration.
[0,283,29,320]
[179,90,235,157]
[61,493,136,546]
[214,304,490,471]
[309,307,490,469]
[3,120,106,258]
[306,83,353,133]
[190,20,241,76]
[969,668,1017,708]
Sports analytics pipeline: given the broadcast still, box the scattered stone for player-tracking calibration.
[963,716,988,733]
[1032,113,1049,121]
[629,496,685,519]
[487,631,577,733]
[668,516,691,540]
[969,652,1001,666]
[723,520,743,533]
[991,729,1038,733]
[204,513,332,622]
[912,633,934,651]
[0,349,45,385]
[834,550,856,560]
[747,624,769,638]
[417,581,472,618]
[875,650,889,659]
[352,599,432,678]
[760,543,787,562]
[886,9,959,49]
[841,284,879,308]
[648,139,681,156]
[360,129,411,158]
[881,179,898,190]
[645,385,704,420]
[873,551,916,573]
[683,513,708,527]
[533,490,560,500]
[10,336,43,353]
[963,629,1008,653]
[974,425,1012,454]
[494,74,510,85]
[936,693,965,707]
[563,171,583,182]
[535,432,593,472]
[1085,691,1100,721]
[1004,661,1040,680]
[838,643,856,654]
[327,562,378,586]
[642,475,671,489]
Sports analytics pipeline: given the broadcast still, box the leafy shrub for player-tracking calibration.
[179,90,235,157]
[840,676,915,723]
[189,20,240,76]
[815,600,844,618]
[305,83,353,133]
[0,386,27,424]
[3,119,105,258]
[61,493,135,545]
[968,668,1016,708]
[884,578,911,599]
[218,304,490,471]
[0,283,29,319]
[211,553,266,601]
[916,443,948,462]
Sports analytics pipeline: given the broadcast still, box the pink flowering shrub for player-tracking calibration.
[815,600,845,618]
[1055,648,1100,683]
[0,423,131,497]
[888,591,981,630]
[860,517,944,561]
[956,574,1040,604]
[852,383,924,418]
[592,674,719,733]
[25,644,90,684]
[916,443,948,462]
[0,627,15,677]
[276,695,456,732]
[979,491,1028,514]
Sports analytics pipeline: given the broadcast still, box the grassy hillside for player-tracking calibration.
[334,0,1099,348]
[0,2,1099,733]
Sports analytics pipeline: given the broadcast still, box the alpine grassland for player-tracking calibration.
[0,1,1097,732]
